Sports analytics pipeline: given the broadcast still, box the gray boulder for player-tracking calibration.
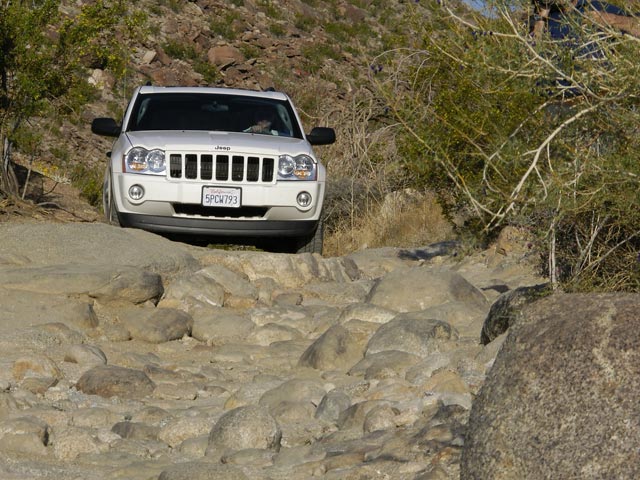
[0,264,163,304]
[0,289,98,330]
[298,324,364,371]
[122,308,193,343]
[480,283,551,344]
[462,293,640,480]
[208,405,281,452]
[76,365,156,399]
[0,222,198,273]
[259,379,327,412]
[366,313,459,357]
[366,266,488,312]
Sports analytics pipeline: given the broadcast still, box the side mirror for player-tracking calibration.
[306,127,336,146]
[91,118,121,137]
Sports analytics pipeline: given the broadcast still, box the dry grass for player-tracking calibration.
[324,190,455,256]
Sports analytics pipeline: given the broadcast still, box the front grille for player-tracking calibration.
[169,153,275,183]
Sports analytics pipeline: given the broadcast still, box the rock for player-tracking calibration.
[191,307,255,344]
[0,416,49,446]
[418,301,487,339]
[199,264,258,305]
[0,289,99,331]
[337,400,388,431]
[462,293,640,479]
[349,350,422,380]
[259,379,327,412]
[366,267,488,312]
[421,370,473,410]
[246,323,303,346]
[363,404,398,433]
[198,250,357,288]
[207,45,245,66]
[111,421,159,441]
[51,426,103,461]
[345,247,410,278]
[76,365,156,399]
[480,282,552,344]
[337,303,397,325]
[0,264,163,304]
[298,324,364,371]
[160,273,225,310]
[12,354,62,382]
[0,432,48,456]
[221,448,274,467]
[72,407,123,428]
[159,462,249,480]
[0,393,19,420]
[303,280,370,305]
[122,307,193,343]
[365,314,459,357]
[64,344,108,366]
[208,405,281,452]
[315,390,351,423]
[0,223,198,273]
[158,416,212,448]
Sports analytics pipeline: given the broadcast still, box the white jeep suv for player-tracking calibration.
[91,86,335,254]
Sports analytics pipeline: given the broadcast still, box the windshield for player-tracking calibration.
[126,92,303,138]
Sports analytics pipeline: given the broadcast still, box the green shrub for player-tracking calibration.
[162,40,197,60]
[269,23,286,37]
[210,11,241,40]
[301,43,341,73]
[294,13,315,32]
[372,1,640,291]
[256,0,281,19]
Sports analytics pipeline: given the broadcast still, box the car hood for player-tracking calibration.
[123,131,315,156]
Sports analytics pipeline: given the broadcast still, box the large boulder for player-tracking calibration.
[366,266,488,312]
[0,264,163,304]
[462,293,640,480]
[0,222,198,273]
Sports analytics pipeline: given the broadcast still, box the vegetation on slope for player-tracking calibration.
[373,0,640,290]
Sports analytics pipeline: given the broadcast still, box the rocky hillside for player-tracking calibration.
[61,0,428,178]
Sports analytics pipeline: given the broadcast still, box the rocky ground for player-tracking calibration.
[0,203,545,479]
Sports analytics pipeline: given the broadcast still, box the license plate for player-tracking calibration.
[202,186,241,208]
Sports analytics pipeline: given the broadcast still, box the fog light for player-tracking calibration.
[129,184,145,200]
[297,191,312,208]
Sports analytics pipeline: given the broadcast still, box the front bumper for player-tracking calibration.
[119,214,318,237]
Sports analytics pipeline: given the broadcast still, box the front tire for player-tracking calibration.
[294,218,324,255]
[102,169,121,227]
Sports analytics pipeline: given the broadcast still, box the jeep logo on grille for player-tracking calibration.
[214,145,231,151]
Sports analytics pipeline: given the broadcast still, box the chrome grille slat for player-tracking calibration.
[168,153,275,183]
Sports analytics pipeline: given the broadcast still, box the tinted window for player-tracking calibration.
[126,93,303,138]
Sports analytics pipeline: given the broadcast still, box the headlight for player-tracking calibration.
[124,147,166,175]
[278,154,316,180]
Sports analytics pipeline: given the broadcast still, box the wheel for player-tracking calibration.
[295,218,324,255]
[102,168,121,226]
